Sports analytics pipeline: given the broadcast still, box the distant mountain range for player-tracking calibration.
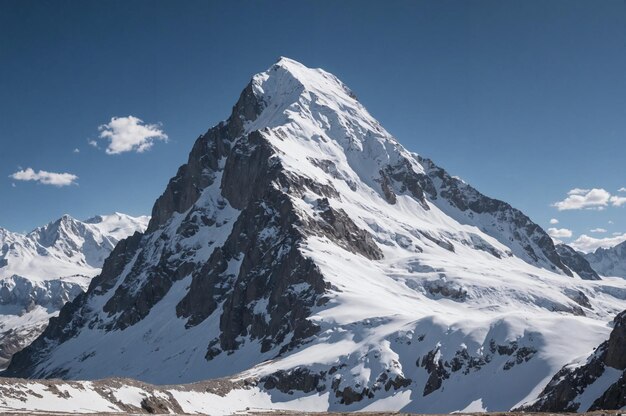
[0,213,149,369]
[1,58,625,413]
[583,241,626,279]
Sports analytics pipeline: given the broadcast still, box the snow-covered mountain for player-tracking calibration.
[0,213,149,369]
[584,241,626,278]
[5,58,626,413]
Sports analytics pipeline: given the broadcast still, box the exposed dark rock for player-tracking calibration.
[564,289,593,310]
[262,368,322,394]
[381,160,433,209]
[422,279,467,301]
[420,339,536,396]
[420,347,449,396]
[605,310,626,370]
[556,244,601,280]
[521,310,626,412]
[140,395,175,414]
[311,198,383,260]
[335,386,374,405]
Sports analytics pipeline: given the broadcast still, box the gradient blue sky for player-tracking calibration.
[1,0,625,251]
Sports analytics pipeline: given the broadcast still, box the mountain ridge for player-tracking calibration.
[4,58,626,413]
[583,241,626,278]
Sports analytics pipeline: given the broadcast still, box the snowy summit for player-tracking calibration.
[3,58,626,414]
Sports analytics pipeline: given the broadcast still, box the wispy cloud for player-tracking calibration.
[9,168,78,187]
[619,187,626,192]
[552,188,625,210]
[73,148,80,153]
[97,116,167,154]
[610,195,626,207]
[570,233,626,253]
[549,218,559,224]
[547,227,572,239]
[590,228,607,233]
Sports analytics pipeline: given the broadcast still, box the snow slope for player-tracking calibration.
[0,213,149,369]
[4,58,626,413]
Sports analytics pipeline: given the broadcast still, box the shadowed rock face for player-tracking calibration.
[522,310,626,412]
[555,244,601,280]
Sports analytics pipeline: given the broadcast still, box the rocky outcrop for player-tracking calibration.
[555,244,601,280]
[604,310,626,370]
[522,310,626,412]
[418,339,537,396]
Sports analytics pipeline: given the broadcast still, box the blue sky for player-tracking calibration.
[1,0,625,251]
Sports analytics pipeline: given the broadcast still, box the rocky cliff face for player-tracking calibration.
[584,241,626,278]
[522,310,626,412]
[555,244,601,280]
[4,58,626,413]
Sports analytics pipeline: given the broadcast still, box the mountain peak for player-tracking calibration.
[249,57,358,117]
[273,55,309,71]
[6,59,625,413]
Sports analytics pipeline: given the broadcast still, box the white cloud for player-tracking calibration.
[610,195,626,207]
[11,183,16,188]
[97,116,167,154]
[88,139,98,148]
[567,188,590,196]
[547,227,573,239]
[613,232,622,236]
[619,187,626,192]
[570,233,626,253]
[553,188,611,210]
[73,148,80,153]
[609,220,614,224]
[553,187,626,210]
[9,168,78,187]
[590,228,607,233]
[549,218,559,224]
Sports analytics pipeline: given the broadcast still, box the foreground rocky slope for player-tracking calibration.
[521,309,626,412]
[1,374,626,415]
[0,214,149,369]
[4,58,626,413]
